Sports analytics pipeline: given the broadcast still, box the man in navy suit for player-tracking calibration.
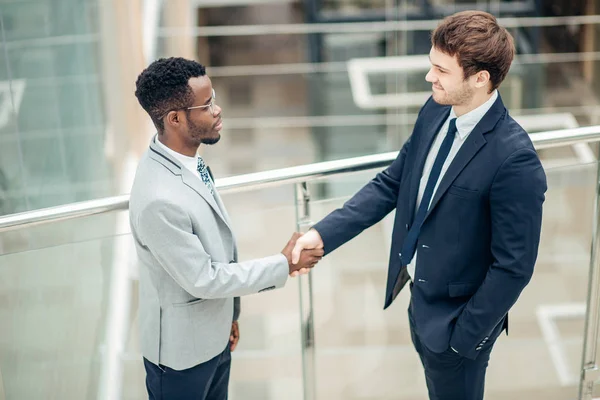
[292,10,547,400]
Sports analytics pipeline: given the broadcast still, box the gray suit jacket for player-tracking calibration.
[129,135,289,370]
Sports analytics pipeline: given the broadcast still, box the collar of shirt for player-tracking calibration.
[155,136,199,176]
[449,89,498,140]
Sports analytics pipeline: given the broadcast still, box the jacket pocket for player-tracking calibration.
[448,282,479,298]
[447,185,479,199]
[173,298,207,307]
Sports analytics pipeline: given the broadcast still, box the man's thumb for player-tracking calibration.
[291,241,303,264]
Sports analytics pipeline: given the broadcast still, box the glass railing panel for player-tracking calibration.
[1,155,598,399]
[0,184,306,399]
[0,185,307,399]
[0,210,128,257]
[307,172,423,399]
[219,186,305,400]
[304,161,597,399]
[0,233,130,399]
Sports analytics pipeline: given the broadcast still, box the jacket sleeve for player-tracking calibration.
[312,135,411,255]
[136,200,289,299]
[312,96,435,255]
[449,148,547,359]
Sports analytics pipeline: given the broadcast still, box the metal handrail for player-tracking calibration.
[0,125,599,233]
[0,366,5,400]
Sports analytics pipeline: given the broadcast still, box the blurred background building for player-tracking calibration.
[2,0,600,212]
[2,0,600,399]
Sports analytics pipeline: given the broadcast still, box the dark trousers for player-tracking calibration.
[143,345,231,400]
[408,310,497,400]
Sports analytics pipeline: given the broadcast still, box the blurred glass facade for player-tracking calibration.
[0,0,599,213]
[0,0,110,214]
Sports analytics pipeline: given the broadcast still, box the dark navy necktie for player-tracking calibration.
[400,118,457,266]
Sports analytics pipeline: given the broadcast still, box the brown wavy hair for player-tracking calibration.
[431,11,515,92]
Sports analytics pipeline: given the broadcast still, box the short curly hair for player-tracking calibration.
[135,57,206,132]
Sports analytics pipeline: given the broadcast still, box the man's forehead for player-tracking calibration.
[430,48,458,68]
[189,76,212,95]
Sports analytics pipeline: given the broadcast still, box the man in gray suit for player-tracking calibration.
[130,57,323,400]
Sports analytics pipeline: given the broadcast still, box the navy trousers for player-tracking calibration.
[143,345,231,400]
[408,306,502,400]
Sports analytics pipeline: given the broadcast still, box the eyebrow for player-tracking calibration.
[428,55,449,72]
[203,95,212,105]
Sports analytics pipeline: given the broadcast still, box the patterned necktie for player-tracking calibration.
[196,156,215,196]
[400,118,457,266]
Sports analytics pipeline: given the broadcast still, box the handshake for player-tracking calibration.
[281,230,325,277]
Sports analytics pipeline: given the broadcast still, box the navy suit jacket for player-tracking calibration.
[313,94,547,360]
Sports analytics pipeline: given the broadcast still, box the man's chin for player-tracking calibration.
[431,92,450,105]
[202,134,221,145]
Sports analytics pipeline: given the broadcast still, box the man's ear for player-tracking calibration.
[165,110,180,128]
[474,70,491,89]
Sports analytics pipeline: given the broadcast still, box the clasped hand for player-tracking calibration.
[281,230,325,277]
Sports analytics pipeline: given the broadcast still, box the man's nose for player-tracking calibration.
[213,104,222,117]
[425,68,436,83]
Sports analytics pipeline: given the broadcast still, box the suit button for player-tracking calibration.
[476,346,482,351]
[405,224,409,229]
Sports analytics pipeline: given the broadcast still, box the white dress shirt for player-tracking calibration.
[155,137,203,181]
[407,90,498,281]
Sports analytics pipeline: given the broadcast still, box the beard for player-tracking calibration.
[432,81,474,106]
[201,135,221,145]
[188,118,221,146]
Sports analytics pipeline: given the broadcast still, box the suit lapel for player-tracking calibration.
[425,131,487,219]
[180,168,230,228]
[407,108,451,220]
[148,136,231,230]
[212,187,234,228]
[212,186,238,258]
[424,96,506,220]
[205,166,234,230]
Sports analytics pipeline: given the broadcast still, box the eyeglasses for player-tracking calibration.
[160,89,218,119]
[186,89,217,116]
